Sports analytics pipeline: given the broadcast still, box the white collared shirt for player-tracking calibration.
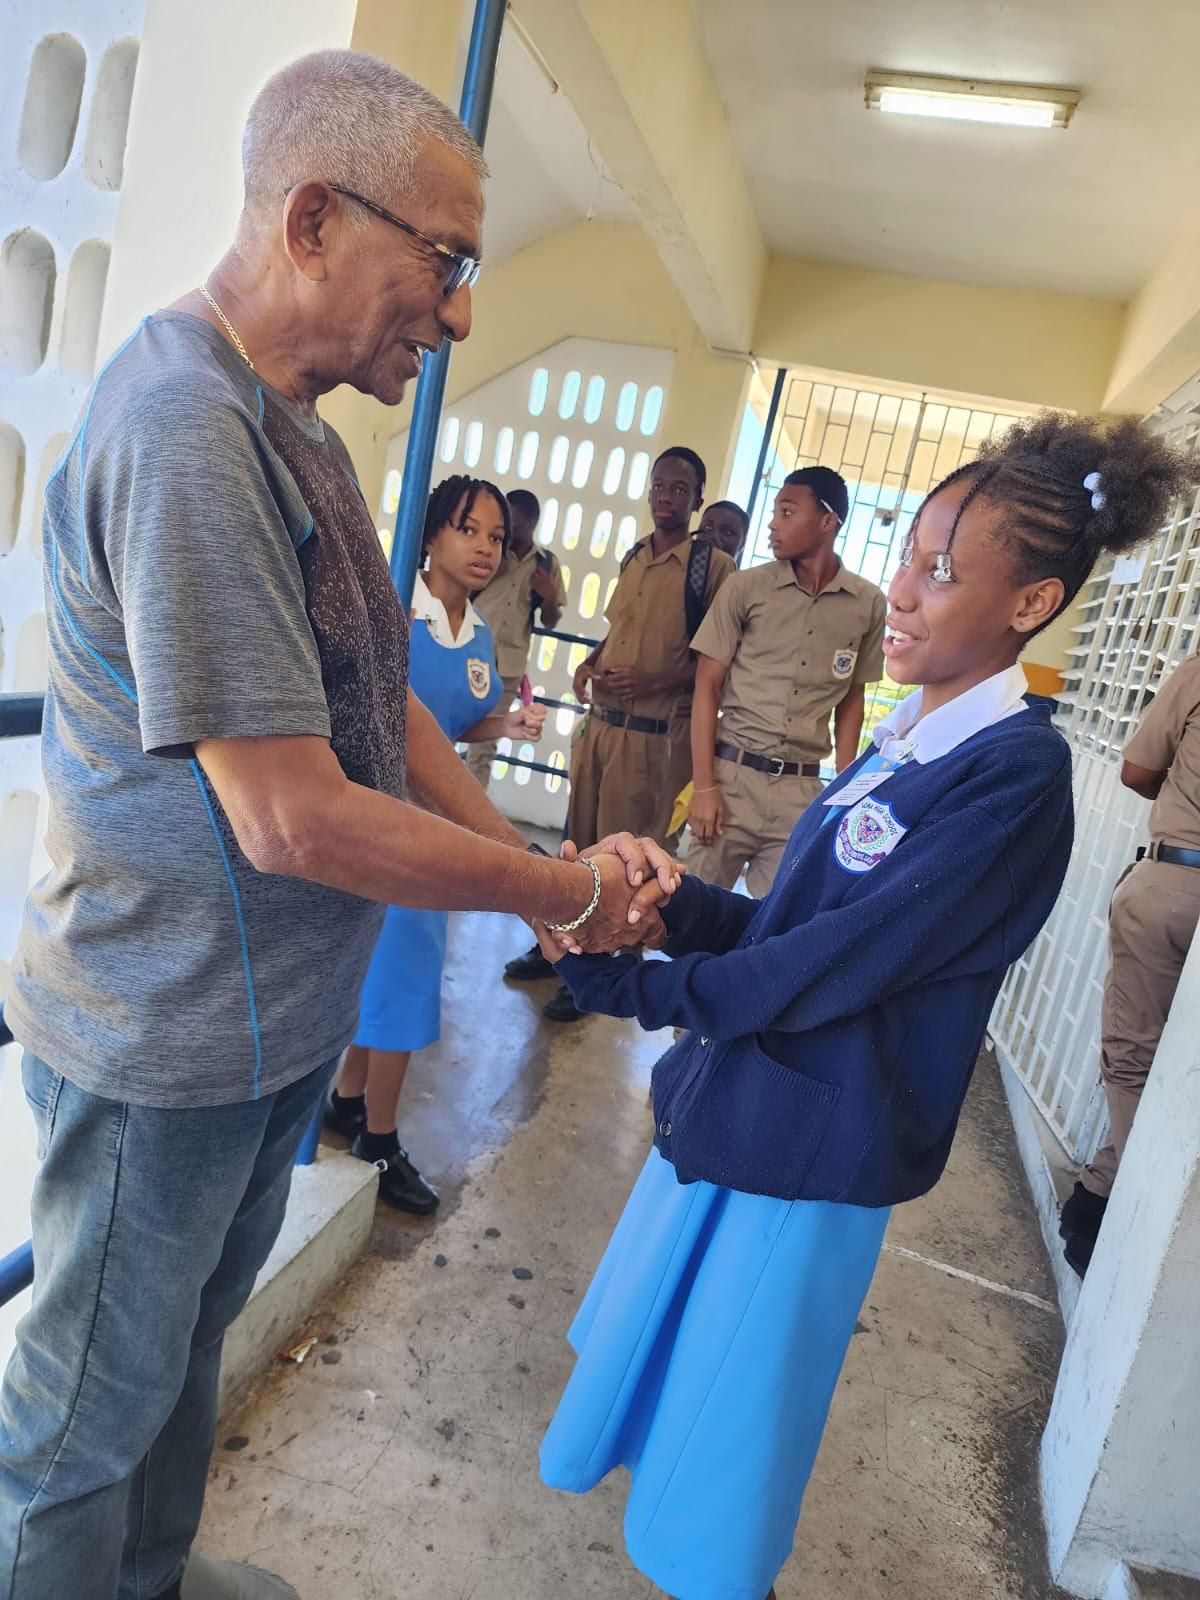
[873,664,1028,766]
[412,573,485,649]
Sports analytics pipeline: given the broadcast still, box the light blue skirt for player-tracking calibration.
[353,905,448,1053]
[540,1147,889,1600]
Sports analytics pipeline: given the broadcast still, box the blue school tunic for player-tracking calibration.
[540,667,1068,1600]
[355,580,502,1052]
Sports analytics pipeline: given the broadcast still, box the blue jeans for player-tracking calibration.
[0,1052,338,1600]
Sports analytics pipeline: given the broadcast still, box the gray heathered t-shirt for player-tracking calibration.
[7,312,409,1107]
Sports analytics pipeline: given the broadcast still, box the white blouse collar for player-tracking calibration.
[412,573,484,648]
[873,664,1029,766]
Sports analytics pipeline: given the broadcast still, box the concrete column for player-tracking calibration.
[1041,931,1200,1595]
[655,330,750,504]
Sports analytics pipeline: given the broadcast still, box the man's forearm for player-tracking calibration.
[407,689,525,849]
[194,730,593,924]
[540,601,563,631]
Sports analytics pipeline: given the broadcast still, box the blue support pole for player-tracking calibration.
[294,1099,324,1167]
[389,0,508,610]
[743,365,788,541]
[0,1240,34,1309]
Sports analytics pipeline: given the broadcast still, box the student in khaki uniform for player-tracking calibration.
[1059,652,1200,1276]
[466,488,566,789]
[687,467,885,895]
[505,446,733,1020]
[695,500,750,564]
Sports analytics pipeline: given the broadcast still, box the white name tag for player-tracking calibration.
[821,769,893,809]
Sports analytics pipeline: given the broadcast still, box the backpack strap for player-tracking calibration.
[684,538,714,640]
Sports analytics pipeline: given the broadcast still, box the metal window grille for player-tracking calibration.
[745,369,1033,737]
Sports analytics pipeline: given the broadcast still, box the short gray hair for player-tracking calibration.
[241,49,486,224]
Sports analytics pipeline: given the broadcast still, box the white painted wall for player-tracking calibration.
[97,0,358,363]
[1041,926,1200,1595]
[1,0,148,1359]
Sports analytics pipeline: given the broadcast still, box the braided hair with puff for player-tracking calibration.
[920,413,1200,636]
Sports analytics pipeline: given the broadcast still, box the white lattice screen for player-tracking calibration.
[378,336,675,828]
[991,380,1200,1160]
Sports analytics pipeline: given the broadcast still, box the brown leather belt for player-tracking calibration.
[714,740,820,779]
[591,705,670,736]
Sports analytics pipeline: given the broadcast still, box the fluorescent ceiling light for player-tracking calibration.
[865,71,1079,130]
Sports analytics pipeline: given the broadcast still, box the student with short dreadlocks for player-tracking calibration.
[325,477,545,1212]
[533,414,1199,1600]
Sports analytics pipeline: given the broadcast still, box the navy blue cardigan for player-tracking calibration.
[555,704,1073,1207]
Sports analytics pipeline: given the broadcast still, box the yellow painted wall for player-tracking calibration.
[756,257,1124,417]
[372,221,752,512]
[1104,219,1200,414]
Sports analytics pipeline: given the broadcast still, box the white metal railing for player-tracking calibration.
[991,385,1200,1160]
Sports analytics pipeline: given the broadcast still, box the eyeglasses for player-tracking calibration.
[328,183,481,296]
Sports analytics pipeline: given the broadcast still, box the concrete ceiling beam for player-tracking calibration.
[508,0,766,355]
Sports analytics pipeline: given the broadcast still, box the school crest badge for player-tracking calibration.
[467,658,492,699]
[831,647,858,680]
[834,796,907,874]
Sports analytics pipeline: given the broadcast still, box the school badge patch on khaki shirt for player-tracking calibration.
[832,647,858,680]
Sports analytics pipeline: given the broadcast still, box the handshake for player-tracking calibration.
[532,832,686,963]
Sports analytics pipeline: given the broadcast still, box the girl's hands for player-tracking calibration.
[503,704,546,742]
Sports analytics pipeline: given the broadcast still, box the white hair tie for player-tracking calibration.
[1083,470,1106,511]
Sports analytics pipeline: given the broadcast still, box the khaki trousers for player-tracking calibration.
[464,674,522,791]
[566,713,676,849]
[1083,857,1200,1197]
[686,755,824,899]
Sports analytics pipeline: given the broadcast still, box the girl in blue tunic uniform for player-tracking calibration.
[327,476,545,1213]
[534,415,1199,1600]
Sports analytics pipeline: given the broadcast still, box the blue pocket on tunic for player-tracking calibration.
[669,1041,840,1198]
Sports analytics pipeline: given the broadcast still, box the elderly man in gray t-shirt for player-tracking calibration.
[0,51,675,1600]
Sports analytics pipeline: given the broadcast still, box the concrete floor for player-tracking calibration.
[200,909,1072,1600]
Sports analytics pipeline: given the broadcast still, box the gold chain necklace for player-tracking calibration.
[198,281,252,368]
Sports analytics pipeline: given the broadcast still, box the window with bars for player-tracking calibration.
[734,369,1037,753]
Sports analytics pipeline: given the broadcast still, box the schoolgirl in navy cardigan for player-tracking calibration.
[536,413,1200,1600]
[556,672,1071,1206]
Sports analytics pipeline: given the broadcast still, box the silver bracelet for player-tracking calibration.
[545,857,602,933]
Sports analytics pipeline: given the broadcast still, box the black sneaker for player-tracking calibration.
[504,943,557,981]
[351,1134,440,1215]
[1063,1231,1096,1279]
[323,1092,366,1140]
[543,982,584,1023]
[1059,1180,1108,1242]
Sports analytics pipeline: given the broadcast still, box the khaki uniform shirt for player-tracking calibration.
[594,535,735,723]
[691,559,886,763]
[473,545,567,681]
[1124,655,1200,851]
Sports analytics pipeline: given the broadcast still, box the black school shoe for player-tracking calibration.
[1059,1181,1108,1242]
[543,982,584,1023]
[504,943,557,981]
[351,1135,440,1215]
